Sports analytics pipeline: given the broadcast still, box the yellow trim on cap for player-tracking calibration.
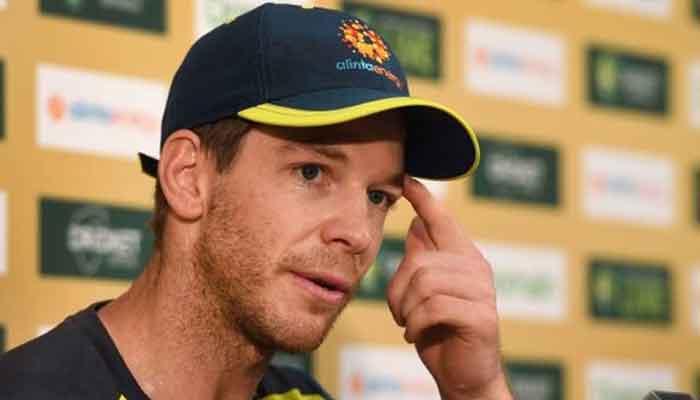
[238,97,480,179]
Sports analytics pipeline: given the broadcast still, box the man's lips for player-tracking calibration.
[291,271,352,305]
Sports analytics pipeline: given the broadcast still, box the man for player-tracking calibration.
[0,4,512,400]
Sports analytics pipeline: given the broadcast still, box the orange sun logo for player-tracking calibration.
[339,19,390,64]
[48,95,67,122]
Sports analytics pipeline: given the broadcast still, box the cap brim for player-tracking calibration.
[140,90,480,180]
[238,92,479,180]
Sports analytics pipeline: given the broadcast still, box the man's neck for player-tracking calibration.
[98,249,272,400]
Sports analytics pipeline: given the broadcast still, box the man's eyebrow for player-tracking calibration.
[386,172,405,193]
[277,143,348,162]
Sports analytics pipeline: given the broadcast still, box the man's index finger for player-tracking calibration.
[402,176,465,252]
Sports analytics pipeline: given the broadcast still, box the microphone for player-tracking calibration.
[644,391,696,400]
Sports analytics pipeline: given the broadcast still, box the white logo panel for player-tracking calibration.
[37,64,165,160]
[194,0,309,39]
[586,0,672,19]
[340,345,439,400]
[465,19,565,106]
[689,61,700,129]
[587,361,676,400]
[582,147,675,226]
[477,241,567,321]
[692,265,700,334]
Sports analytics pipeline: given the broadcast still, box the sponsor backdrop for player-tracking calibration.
[695,168,700,224]
[0,1,698,400]
[691,266,700,334]
[586,361,677,400]
[0,59,4,141]
[506,360,563,400]
[0,191,6,277]
[691,61,700,129]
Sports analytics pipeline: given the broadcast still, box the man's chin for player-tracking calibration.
[273,316,338,353]
[273,335,325,354]
[234,288,351,354]
[254,310,339,353]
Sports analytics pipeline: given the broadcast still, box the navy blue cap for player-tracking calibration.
[139,3,479,180]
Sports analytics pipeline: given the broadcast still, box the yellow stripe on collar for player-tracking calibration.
[260,388,325,400]
[116,389,323,399]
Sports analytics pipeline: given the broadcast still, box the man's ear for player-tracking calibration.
[158,129,210,222]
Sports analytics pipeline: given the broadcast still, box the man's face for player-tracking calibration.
[194,111,404,352]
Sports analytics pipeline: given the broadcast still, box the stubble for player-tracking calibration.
[192,182,356,354]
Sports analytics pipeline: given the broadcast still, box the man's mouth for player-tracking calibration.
[292,271,351,305]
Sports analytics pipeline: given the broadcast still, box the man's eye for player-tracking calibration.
[368,190,387,205]
[299,164,321,181]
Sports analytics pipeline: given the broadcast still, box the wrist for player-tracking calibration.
[440,374,513,400]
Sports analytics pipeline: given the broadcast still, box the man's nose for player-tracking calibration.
[320,193,373,256]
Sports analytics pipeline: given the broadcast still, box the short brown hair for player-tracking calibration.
[151,117,251,248]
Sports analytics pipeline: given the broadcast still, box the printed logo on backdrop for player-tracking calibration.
[506,361,563,400]
[37,64,165,160]
[343,1,441,80]
[691,266,700,334]
[340,345,439,400]
[695,168,700,225]
[587,361,676,400]
[477,242,567,321]
[40,0,165,33]
[0,191,6,276]
[194,0,308,38]
[689,62,700,129]
[582,147,675,226]
[271,351,312,375]
[693,264,700,340]
[588,257,671,324]
[357,237,404,300]
[465,18,565,106]
[40,197,154,280]
[588,46,669,115]
[0,59,5,141]
[585,0,672,19]
[472,137,560,206]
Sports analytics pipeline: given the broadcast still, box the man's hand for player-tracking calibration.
[386,177,512,400]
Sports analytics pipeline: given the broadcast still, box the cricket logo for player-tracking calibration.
[66,205,142,276]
